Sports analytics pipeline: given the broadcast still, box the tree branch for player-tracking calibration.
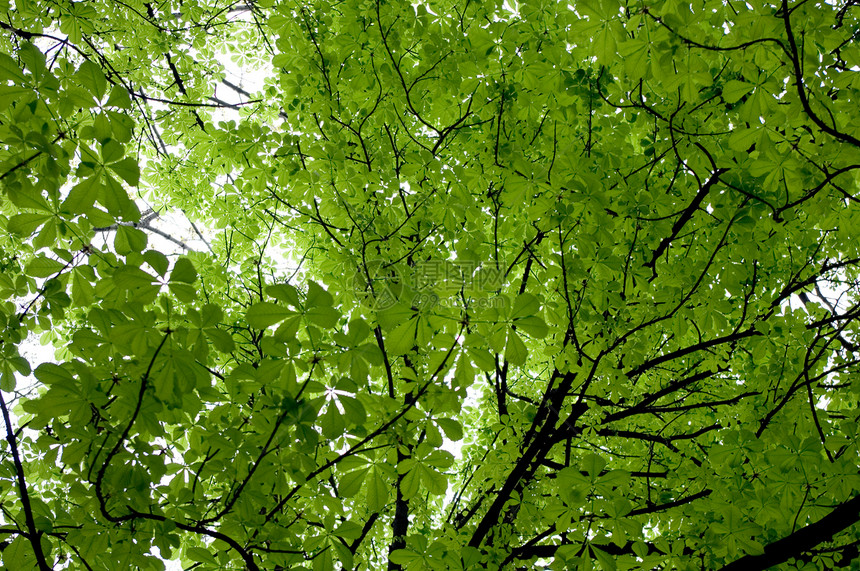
[0,391,52,571]
[720,493,860,570]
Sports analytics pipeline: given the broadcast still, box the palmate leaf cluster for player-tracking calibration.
[2,0,860,569]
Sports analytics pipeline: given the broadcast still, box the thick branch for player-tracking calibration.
[646,168,727,270]
[720,493,860,570]
[780,0,860,149]
[0,392,52,571]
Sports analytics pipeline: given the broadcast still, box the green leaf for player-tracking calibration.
[18,42,45,77]
[467,344,496,372]
[400,465,421,499]
[338,468,368,498]
[511,292,541,319]
[0,53,25,83]
[107,110,134,142]
[9,356,30,376]
[169,282,197,302]
[0,85,34,110]
[25,256,66,278]
[32,219,57,250]
[305,305,340,328]
[421,464,448,495]
[170,258,197,283]
[115,225,147,254]
[103,174,139,220]
[376,303,415,330]
[72,266,95,306]
[200,304,223,327]
[101,139,125,163]
[0,373,15,392]
[505,329,528,366]
[86,207,115,229]
[267,283,300,306]
[144,250,169,276]
[728,126,760,152]
[106,85,132,109]
[581,453,607,479]
[514,315,549,338]
[186,547,217,565]
[312,548,332,571]
[63,176,102,214]
[366,468,389,512]
[424,449,454,469]
[93,112,112,142]
[339,395,366,425]
[592,545,618,571]
[63,85,97,108]
[436,418,463,441]
[333,521,362,541]
[108,157,140,186]
[461,546,482,567]
[112,266,155,289]
[321,402,346,439]
[722,80,754,104]
[77,60,107,100]
[7,188,52,212]
[246,302,295,329]
[205,328,235,353]
[34,363,75,385]
[306,280,333,307]
[386,318,417,355]
[7,212,51,236]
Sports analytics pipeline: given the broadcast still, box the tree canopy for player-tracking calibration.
[2,0,860,569]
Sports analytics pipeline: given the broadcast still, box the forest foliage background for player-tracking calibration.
[2,0,860,569]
